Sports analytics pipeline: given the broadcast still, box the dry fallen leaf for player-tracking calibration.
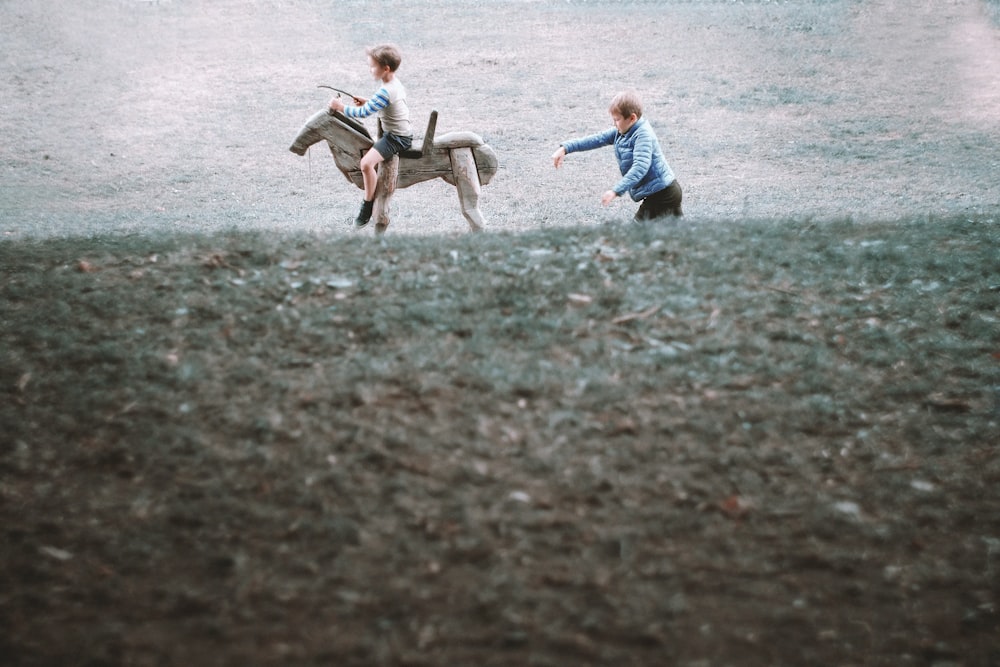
[508,490,532,504]
[720,494,753,519]
[612,304,660,325]
[924,394,971,413]
[39,545,73,561]
[203,253,230,269]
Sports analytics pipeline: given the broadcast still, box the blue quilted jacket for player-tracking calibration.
[562,118,675,201]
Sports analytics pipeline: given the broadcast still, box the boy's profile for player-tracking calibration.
[329,44,413,227]
[552,90,682,221]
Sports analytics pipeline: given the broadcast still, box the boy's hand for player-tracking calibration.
[551,146,567,168]
[601,190,618,206]
[352,96,366,106]
[328,97,345,113]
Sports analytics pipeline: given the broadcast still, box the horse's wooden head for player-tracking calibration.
[289,109,373,187]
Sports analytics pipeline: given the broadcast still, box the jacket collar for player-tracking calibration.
[617,117,646,140]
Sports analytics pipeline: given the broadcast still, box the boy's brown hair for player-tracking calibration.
[609,90,643,119]
[367,44,403,72]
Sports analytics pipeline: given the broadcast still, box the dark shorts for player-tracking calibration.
[373,132,413,159]
[635,180,683,221]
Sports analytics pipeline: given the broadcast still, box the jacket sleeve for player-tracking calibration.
[612,129,654,196]
[562,128,616,154]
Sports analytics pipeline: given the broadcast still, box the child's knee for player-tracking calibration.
[361,149,384,170]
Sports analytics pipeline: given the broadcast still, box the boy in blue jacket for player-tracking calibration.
[552,90,682,220]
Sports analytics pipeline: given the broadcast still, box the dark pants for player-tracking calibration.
[635,180,683,221]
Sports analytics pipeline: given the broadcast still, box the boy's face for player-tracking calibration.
[368,56,391,81]
[611,111,639,134]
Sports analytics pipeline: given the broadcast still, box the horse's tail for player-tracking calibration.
[473,143,499,186]
[434,131,499,187]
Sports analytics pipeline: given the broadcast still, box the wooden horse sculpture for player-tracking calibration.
[290,108,498,233]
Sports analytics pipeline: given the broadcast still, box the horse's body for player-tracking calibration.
[290,109,498,232]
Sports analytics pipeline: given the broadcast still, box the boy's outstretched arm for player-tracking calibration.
[553,139,618,206]
[554,129,615,169]
[551,146,567,168]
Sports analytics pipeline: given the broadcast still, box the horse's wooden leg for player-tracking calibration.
[372,155,399,235]
[449,147,485,232]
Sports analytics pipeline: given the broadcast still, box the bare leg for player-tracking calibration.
[351,147,385,227]
[359,147,384,201]
[449,147,485,232]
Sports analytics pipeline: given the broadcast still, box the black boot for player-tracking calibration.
[355,199,374,227]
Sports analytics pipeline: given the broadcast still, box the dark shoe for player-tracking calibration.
[355,200,374,227]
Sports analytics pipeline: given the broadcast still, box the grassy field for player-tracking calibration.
[4,0,1000,238]
[3,214,998,665]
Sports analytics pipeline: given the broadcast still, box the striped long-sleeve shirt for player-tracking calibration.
[343,78,412,137]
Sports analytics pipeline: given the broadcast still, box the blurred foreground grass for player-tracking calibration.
[4,213,998,528]
[4,216,997,449]
[1,215,999,664]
